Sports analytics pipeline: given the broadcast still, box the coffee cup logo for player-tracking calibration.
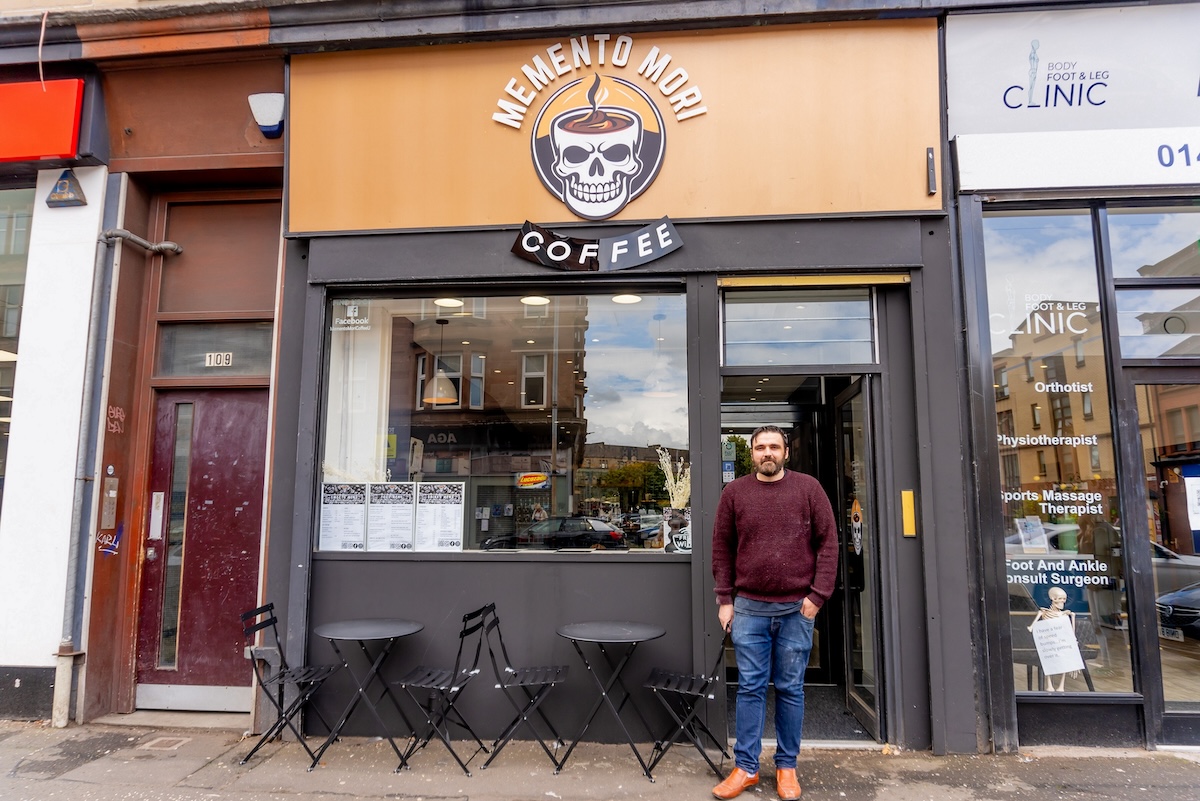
[532,74,665,221]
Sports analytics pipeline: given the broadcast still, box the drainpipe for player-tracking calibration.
[51,224,182,727]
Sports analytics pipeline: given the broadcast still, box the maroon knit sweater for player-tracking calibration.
[711,470,839,608]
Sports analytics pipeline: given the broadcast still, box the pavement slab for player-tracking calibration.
[2,719,1200,801]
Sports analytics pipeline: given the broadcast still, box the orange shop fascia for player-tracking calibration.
[288,19,942,235]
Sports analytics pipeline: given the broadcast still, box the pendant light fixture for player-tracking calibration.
[423,318,459,405]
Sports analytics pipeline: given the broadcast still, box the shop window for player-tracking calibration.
[155,322,273,378]
[414,354,427,411]
[1166,410,1186,453]
[982,210,1132,694]
[995,367,1010,399]
[1110,208,1200,359]
[722,288,874,366]
[318,292,688,553]
[0,188,33,520]
[1134,383,1200,712]
[1115,289,1200,358]
[469,353,485,409]
[1108,208,1200,279]
[522,354,546,408]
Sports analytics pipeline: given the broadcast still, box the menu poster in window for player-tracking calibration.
[415,482,465,552]
[319,483,367,551]
[367,482,415,552]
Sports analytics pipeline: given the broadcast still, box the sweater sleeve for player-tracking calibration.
[806,481,840,608]
[711,484,737,606]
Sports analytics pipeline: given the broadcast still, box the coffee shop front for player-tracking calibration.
[272,18,983,754]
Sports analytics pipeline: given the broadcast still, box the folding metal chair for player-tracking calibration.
[395,603,492,775]
[239,603,341,765]
[479,606,569,770]
[643,633,731,779]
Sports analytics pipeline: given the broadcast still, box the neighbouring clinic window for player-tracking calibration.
[318,292,690,553]
[0,188,33,520]
[982,211,1132,694]
[1136,383,1200,710]
[1110,208,1200,358]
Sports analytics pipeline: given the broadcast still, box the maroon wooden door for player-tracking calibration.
[135,389,267,710]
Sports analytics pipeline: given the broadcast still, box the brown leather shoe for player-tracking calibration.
[776,768,802,800]
[712,767,759,799]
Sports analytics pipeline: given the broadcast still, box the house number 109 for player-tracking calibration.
[204,352,233,367]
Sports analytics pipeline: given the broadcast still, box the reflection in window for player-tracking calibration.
[522,354,546,408]
[1135,383,1200,711]
[982,211,1132,694]
[319,293,689,553]
[1108,208,1200,279]
[1115,288,1200,358]
[995,367,1009,399]
[723,288,873,366]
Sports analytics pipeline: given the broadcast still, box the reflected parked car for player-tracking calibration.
[484,516,627,550]
[1157,581,1200,642]
[1004,524,1080,555]
[1150,542,1200,596]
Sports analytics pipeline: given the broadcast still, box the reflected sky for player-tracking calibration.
[1108,210,1200,279]
[583,294,688,449]
[982,212,1096,354]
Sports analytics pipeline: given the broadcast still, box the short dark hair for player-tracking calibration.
[750,425,787,449]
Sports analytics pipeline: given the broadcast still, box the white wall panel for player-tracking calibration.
[0,166,108,667]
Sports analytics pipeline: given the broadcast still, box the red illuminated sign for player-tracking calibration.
[0,79,85,163]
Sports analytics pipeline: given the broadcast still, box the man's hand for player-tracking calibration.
[801,598,819,619]
[718,603,734,632]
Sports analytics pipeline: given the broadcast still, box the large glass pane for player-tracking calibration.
[1134,383,1200,711]
[1115,288,1200,358]
[159,403,193,669]
[982,211,1132,694]
[318,293,689,553]
[156,322,273,377]
[723,289,874,366]
[0,188,33,520]
[1108,208,1200,279]
[840,386,877,713]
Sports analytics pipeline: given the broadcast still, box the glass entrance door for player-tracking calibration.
[835,378,883,739]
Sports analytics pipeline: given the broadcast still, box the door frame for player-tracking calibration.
[114,190,281,713]
[834,376,885,740]
[710,279,918,745]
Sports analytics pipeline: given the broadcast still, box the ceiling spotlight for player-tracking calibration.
[612,294,642,304]
[434,297,464,308]
[521,295,551,306]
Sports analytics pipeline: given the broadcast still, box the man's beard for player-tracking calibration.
[756,458,783,477]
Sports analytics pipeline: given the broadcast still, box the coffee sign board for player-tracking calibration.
[289,21,942,233]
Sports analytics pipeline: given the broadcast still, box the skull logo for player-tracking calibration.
[550,106,643,220]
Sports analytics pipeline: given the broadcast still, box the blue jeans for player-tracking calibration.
[731,608,815,773]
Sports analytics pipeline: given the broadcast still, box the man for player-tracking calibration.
[711,425,839,800]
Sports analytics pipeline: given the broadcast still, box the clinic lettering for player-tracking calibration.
[1004,41,1109,110]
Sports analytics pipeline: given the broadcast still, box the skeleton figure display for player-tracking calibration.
[1028,585,1076,691]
